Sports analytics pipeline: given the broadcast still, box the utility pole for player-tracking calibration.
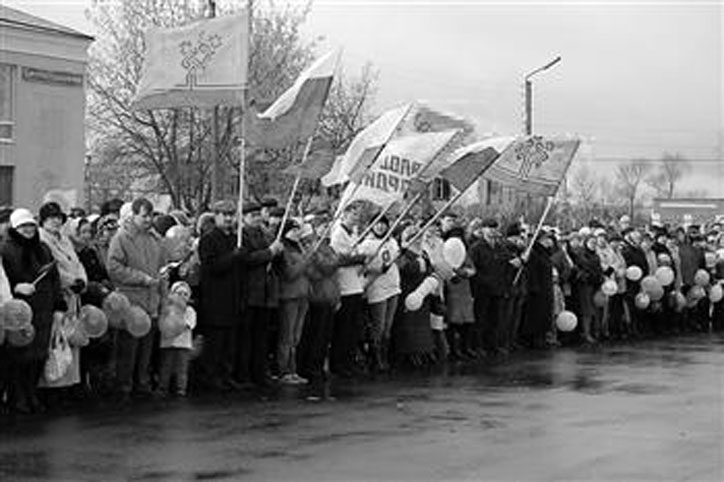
[523,56,561,135]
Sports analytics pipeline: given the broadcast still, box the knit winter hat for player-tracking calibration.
[10,208,37,229]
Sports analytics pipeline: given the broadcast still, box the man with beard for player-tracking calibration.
[241,202,284,388]
[197,200,245,392]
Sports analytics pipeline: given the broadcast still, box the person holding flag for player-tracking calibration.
[329,204,367,378]
[358,215,401,373]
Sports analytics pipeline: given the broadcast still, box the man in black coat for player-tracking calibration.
[470,218,509,356]
[198,200,245,391]
[240,202,284,387]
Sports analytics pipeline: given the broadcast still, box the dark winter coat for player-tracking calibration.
[77,244,113,307]
[279,239,310,300]
[241,225,280,309]
[393,249,437,355]
[679,243,705,287]
[1,228,67,361]
[521,242,554,337]
[622,241,648,296]
[470,238,508,298]
[199,226,243,327]
[306,240,340,306]
[571,246,604,287]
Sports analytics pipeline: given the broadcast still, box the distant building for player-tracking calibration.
[0,6,93,209]
[652,198,724,225]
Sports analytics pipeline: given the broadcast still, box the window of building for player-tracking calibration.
[0,64,15,142]
[0,166,13,205]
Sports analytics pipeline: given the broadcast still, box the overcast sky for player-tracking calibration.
[5,0,724,196]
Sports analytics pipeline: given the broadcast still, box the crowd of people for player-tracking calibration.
[1,195,722,416]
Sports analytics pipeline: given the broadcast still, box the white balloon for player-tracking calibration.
[442,238,467,269]
[405,293,423,311]
[655,266,675,287]
[601,279,618,296]
[626,266,643,282]
[556,310,577,332]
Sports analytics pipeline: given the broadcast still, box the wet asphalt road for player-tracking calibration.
[1,335,723,482]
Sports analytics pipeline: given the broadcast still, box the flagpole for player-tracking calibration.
[401,189,464,250]
[312,103,414,253]
[275,135,314,243]
[511,195,554,285]
[353,201,395,248]
[237,0,252,248]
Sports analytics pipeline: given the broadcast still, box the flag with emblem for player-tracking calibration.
[133,12,249,110]
[482,136,581,196]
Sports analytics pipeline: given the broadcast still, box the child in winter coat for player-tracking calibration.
[159,281,196,397]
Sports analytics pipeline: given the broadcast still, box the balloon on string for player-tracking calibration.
[705,252,716,269]
[687,285,706,307]
[159,306,186,339]
[626,266,643,282]
[556,310,578,332]
[694,269,710,287]
[126,305,152,338]
[7,323,35,347]
[67,319,90,347]
[657,253,672,266]
[442,237,467,269]
[103,291,131,329]
[709,283,723,303]
[654,266,675,287]
[404,276,440,312]
[593,290,607,308]
[634,292,650,310]
[601,279,618,296]
[1,299,33,331]
[79,305,108,338]
[640,276,660,294]
[648,285,665,302]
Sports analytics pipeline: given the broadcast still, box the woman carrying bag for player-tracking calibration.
[37,202,88,404]
[1,208,68,414]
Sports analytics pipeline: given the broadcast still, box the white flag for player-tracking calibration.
[338,129,461,208]
[133,13,249,110]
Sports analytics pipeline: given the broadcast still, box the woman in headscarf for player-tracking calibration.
[570,235,604,344]
[37,202,88,398]
[392,224,440,368]
[1,208,67,414]
[67,216,114,396]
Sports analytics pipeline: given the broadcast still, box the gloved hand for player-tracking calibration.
[70,278,86,294]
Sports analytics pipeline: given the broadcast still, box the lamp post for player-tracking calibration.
[524,56,561,135]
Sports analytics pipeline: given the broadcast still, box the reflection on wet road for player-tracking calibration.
[2,335,723,481]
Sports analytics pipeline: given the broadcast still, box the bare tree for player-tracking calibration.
[570,165,597,219]
[616,159,651,218]
[646,152,690,199]
[86,0,377,212]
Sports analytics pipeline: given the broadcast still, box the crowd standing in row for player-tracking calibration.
[1,197,722,415]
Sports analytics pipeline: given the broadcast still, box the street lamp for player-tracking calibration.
[524,56,561,135]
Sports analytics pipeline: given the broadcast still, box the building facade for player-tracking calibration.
[0,6,92,208]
